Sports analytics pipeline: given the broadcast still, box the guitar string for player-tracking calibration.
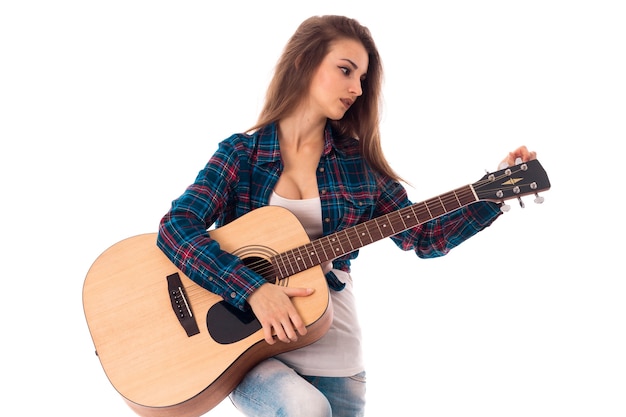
[181,166,541,300]
[185,165,531,286]
[244,186,477,280]
[277,161,535,275]
[211,181,496,280]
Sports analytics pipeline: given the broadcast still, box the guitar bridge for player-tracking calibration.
[167,273,200,337]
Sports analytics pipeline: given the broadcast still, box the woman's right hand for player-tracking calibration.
[247,283,315,345]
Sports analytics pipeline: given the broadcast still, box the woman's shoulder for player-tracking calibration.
[214,124,279,166]
[221,123,275,146]
[218,130,256,147]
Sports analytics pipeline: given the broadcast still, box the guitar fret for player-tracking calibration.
[371,218,385,241]
[311,243,322,265]
[346,228,363,251]
[313,239,331,264]
[446,191,461,211]
[344,228,357,253]
[439,196,448,213]
[326,236,337,260]
[294,249,304,272]
[461,188,476,205]
[305,243,318,268]
[452,190,462,207]
[381,214,392,234]
[422,200,433,218]
[395,211,408,230]
[414,201,428,221]
[285,250,297,276]
[406,206,419,227]
[362,223,374,245]
[271,185,479,279]
[330,234,345,256]
[295,246,308,269]
[437,195,447,212]
[426,197,446,218]
[388,212,405,233]
[302,245,309,265]
[338,229,352,255]
[319,236,328,258]
[353,224,366,247]
[275,253,289,280]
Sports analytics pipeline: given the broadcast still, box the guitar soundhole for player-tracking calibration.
[243,255,285,286]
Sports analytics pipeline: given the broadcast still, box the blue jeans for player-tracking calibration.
[229,358,366,417]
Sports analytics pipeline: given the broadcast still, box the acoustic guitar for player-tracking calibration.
[83,159,550,417]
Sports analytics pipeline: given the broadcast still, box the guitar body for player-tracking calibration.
[83,206,332,417]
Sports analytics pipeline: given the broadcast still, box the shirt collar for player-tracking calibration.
[255,121,337,165]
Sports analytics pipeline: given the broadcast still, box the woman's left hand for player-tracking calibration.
[500,145,537,168]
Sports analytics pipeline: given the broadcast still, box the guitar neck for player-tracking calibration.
[273,184,477,279]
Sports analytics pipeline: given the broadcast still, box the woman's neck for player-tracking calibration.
[277,112,326,150]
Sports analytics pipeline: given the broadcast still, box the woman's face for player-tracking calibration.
[307,38,369,121]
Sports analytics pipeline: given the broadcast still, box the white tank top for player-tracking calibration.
[269,192,364,377]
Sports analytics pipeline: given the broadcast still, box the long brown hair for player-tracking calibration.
[248,15,401,182]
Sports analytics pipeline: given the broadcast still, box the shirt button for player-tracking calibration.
[319,167,325,173]
[324,218,331,223]
[230,292,236,298]
[320,189,327,195]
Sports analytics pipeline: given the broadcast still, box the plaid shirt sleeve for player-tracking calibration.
[156,137,267,311]
[379,176,502,258]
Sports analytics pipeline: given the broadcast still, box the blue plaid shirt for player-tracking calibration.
[157,122,501,310]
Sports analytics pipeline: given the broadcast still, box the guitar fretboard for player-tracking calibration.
[273,184,477,279]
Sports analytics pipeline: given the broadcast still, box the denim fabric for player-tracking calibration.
[302,372,366,417]
[229,358,366,417]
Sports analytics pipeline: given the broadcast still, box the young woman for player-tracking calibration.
[157,15,536,417]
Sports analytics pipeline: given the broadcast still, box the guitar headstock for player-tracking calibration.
[473,159,551,208]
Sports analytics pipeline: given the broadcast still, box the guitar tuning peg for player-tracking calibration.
[517,197,525,208]
[534,193,544,204]
[500,203,511,212]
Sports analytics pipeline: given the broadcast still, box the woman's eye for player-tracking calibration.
[339,66,351,76]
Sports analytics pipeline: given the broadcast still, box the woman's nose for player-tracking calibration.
[349,79,363,96]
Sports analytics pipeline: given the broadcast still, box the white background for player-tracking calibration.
[2,1,625,416]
